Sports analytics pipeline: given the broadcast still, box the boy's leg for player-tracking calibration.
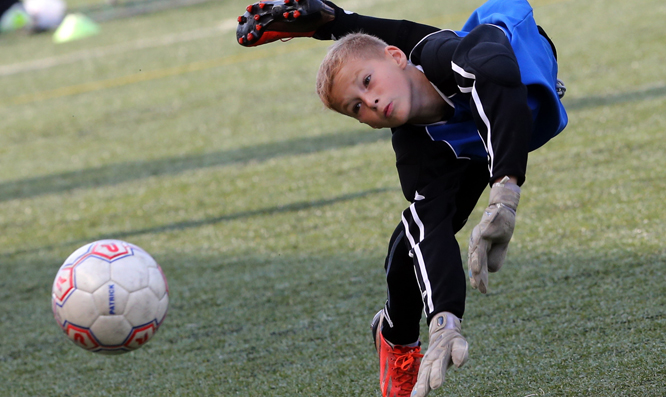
[236,0,437,53]
[380,224,423,345]
[318,1,438,53]
[371,161,486,397]
[400,161,486,397]
[452,161,491,234]
[371,223,424,397]
[406,162,487,322]
[392,124,488,322]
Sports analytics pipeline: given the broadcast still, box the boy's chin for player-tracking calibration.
[369,116,410,129]
[365,121,400,129]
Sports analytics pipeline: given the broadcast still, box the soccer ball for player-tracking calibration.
[52,240,169,354]
[23,0,66,31]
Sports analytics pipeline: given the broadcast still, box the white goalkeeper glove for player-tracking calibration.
[467,176,521,294]
[410,312,469,397]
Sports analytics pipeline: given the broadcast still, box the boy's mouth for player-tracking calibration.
[384,102,393,118]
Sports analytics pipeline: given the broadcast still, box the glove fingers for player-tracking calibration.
[414,313,468,396]
[428,343,452,390]
[410,382,428,397]
[487,242,509,273]
[451,337,469,368]
[479,206,515,241]
[468,230,489,293]
[411,358,432,397]
[467,228,479,289]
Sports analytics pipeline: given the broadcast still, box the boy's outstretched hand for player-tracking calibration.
[411,312,468,397]
[467,176,521,294]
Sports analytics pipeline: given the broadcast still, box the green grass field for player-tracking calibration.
[1,0,665,395]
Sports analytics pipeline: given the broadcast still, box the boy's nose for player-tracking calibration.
[363,97,379,109]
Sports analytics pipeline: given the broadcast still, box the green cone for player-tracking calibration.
[0,4,31,32]
[53,13,99,43]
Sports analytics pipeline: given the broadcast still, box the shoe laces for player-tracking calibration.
[390,347,423,395]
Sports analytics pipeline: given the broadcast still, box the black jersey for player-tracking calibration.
[389,0,567,199]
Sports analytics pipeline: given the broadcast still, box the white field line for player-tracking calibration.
[0,19,237,77]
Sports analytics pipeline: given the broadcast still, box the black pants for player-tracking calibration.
[382,126,489,345]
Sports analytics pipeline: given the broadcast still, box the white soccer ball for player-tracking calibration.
[23,0,66,31]
[52,240,169,354]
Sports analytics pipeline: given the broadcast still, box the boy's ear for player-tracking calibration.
[385,46,408,69]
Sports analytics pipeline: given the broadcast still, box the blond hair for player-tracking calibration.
[316,33,388,111]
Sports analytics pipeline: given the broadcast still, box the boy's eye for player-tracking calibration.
[363,75,371,87]
[352,102,361,114]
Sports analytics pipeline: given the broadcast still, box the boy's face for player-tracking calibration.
[330,46,414,129]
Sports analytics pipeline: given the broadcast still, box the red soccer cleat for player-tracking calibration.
[371,310,423,397]
[236,0,335,47]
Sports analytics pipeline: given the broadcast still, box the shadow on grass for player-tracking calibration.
[0,129,389,203]
[5,84,665,204]
[564,84,666,111]
[3,186,396,258]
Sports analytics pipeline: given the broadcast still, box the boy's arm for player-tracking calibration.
[451,24,532,185]
[414,26,531,293]
[319,1,440,54]
[451,25,530,293]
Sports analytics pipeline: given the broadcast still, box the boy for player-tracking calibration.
[236,1,568,396]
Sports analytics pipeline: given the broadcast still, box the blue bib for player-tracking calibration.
[419,0,568,158]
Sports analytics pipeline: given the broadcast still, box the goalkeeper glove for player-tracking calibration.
[467,176,521,294]
[410,312,468,397]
